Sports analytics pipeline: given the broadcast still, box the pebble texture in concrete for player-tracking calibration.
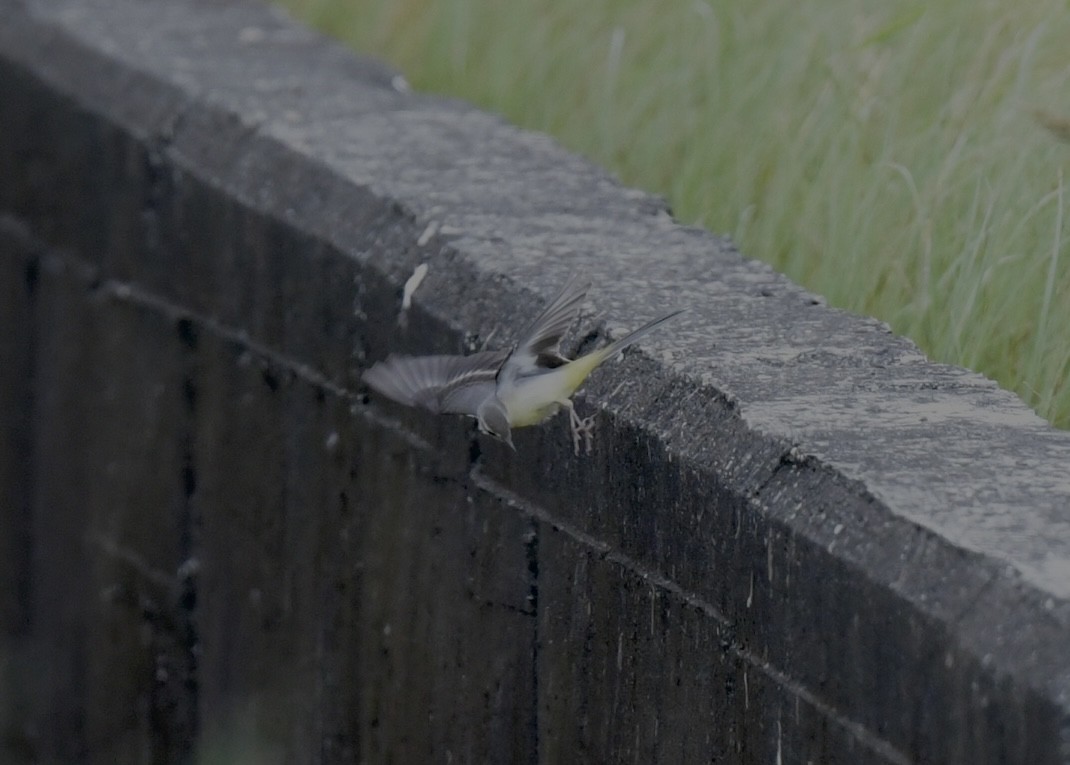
[1,0,1068,762]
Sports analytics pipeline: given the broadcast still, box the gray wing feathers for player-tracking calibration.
[515,274,591,365]
[362,349,507,414]
[438,379,499,415]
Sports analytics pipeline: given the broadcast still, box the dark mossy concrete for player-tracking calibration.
[1,0,1069,762]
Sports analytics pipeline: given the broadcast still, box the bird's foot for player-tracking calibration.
[568,405,596,456]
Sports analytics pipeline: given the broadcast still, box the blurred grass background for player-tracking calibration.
[278,0,1070,426]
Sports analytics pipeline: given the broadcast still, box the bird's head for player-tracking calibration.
[476,397,514,450]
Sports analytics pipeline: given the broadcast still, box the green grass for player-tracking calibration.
[279,0,1070,427]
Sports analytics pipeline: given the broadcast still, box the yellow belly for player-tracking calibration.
[500,352,606,428]
[509,401,563,428]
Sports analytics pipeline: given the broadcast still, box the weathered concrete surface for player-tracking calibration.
[1,0,1068,762]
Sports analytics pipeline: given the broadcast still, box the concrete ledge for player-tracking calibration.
[1,0,1069,762]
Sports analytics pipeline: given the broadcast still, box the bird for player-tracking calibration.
[361,275,683,454]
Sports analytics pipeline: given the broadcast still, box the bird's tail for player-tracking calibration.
[596,309,686,363]
[564,309,685,388]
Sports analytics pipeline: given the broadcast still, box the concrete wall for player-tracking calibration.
[1,0,1069,762]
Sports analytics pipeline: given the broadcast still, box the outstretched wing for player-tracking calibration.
[510,274,591,371]
[362,349,508,415]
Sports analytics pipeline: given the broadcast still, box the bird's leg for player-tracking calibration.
[561,398,596,456]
